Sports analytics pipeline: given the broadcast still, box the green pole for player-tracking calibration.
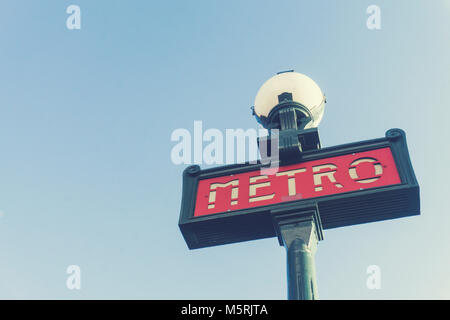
[285,237,319,300]
[278,217,321,300]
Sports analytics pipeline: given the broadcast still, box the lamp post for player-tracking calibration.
[252,71,326,300]
[178,70,419,301]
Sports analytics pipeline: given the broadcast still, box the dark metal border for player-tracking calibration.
[179,128,420,249]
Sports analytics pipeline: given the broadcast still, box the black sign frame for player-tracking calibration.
[179,128,420,249]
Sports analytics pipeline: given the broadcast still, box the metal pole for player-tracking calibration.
[275,212,322,300]
[285,234,319,300]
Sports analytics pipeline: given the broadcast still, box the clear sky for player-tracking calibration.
[0,0,449,299]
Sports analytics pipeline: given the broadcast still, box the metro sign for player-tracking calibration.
[194,147,400,217]
[179,129,420,249]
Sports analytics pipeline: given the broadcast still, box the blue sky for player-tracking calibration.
[0,0,449,299]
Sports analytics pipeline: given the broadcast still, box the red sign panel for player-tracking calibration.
[194,147,401,217]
